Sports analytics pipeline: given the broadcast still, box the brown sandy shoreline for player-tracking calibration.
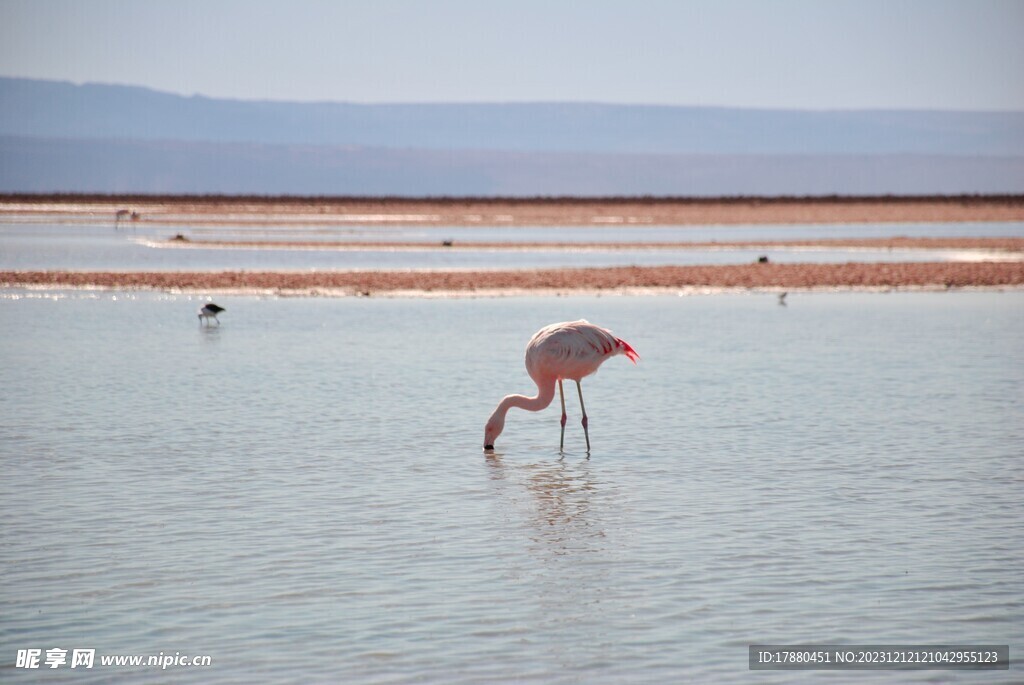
[5,262,1024,296]
[5,195,1023,296]
[3,194,1023,226]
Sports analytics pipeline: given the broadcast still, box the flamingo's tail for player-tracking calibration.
[617,338,640,364]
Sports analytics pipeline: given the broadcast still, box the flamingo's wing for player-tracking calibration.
[616,337,640,364]
[527,321,634,379]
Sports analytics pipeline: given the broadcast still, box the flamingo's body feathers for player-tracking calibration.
[526,319,636,381]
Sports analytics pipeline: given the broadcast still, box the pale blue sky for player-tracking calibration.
[1,0,1022,110]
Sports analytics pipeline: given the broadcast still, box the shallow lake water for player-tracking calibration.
[1,290,1022,682]
[2,221,1022,271]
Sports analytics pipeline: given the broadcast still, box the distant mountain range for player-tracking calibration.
[1,76,1023,195]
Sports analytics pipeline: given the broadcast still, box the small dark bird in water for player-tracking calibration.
[778,291,788,306]
[198,303,225,326]
[757,255,770,263]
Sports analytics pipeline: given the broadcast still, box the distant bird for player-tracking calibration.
[778,291,788,306]
[484,320,639,452]
[198,303,225,326]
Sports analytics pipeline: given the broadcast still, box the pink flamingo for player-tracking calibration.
[484,320,639,452]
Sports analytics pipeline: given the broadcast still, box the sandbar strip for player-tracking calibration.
[4,262,1024,297]
[3,195,1023,226]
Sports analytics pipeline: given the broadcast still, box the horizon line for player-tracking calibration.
[3,192,1022,203]
[3,74,1023,115]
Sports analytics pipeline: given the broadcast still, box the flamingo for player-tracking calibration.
[483,320,639,452]
[198,303,225,326]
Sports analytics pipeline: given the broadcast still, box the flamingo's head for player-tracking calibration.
[483,414,505,451]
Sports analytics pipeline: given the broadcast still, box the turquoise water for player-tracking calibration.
[1,290,1022,682]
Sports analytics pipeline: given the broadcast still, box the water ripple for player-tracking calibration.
[1,291,1022,683]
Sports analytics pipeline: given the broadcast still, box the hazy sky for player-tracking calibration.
[1,0,1022,110]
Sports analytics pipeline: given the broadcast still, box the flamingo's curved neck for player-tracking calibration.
[497,375,556,418]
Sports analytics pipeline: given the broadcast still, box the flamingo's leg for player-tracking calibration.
[558,379,567,452]
[576,380,590,452]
